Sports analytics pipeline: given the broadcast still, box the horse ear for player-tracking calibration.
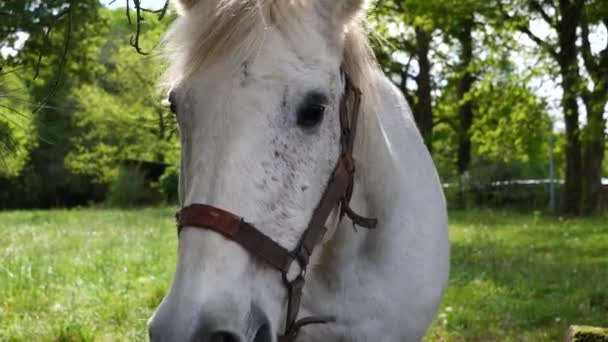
[317,0,367,22]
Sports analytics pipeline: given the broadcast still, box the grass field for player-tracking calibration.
[1,208,606,341]
[0,208,177,341]
[427,210,608,341]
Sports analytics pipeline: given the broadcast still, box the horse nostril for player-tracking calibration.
[207,331,242,342]
[252,324,272,342]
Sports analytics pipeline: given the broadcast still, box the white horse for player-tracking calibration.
[148,1,449,341]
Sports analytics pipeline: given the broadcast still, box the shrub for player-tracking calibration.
[106,166,157,207]
[158,165,179,204]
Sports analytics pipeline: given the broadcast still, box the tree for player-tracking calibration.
[371,1,437,153]
[65,8,178,183]
[579,1,608,214]
[0,72,36,178]
[0,0,106,207]
[498,0,607,215]
[372,0,491,174]
[372,0,553,210]
[1,0,178,207]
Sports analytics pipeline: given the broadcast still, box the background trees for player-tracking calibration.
[371,0,555,206]
[495,0,608,214]
[0,1,175,207]
[0,0,606,215]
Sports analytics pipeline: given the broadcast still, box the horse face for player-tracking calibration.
[149,1,366,341]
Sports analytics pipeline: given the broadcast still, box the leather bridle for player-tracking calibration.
[175,71,377,342]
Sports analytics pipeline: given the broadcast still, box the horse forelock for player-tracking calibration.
[162,0,380,122]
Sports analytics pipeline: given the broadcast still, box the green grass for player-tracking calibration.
[427,210,608,341]
[0,208,606,341]
[0,207,177,341]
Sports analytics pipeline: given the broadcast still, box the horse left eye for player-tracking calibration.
[296,92,328,129]
[297,103,326,128]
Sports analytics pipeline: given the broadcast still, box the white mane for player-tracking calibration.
[162,0,380,119]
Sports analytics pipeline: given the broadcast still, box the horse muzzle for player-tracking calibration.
[148,300,273,342]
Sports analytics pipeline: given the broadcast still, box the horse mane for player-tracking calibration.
[162,0,379,116]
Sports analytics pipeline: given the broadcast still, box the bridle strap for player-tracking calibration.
[340,70,361,157]
[338,71,377,229]
[175,70,378,342]
[279,156,353,340]
[177,204,293,273]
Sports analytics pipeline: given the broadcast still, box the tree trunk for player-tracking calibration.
[413,26,434,154]
[581,96,607,215]
[557,0,583,215]
[456,19,475,176]
[579,11,608,215]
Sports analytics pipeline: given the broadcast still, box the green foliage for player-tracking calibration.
[0,73,36,178]
[371,0,555,187]
[0,6,178,208]
[65,8,179,184]
[0,0,110,208]
[158,165,179,204]
[106,166,149,207]
[468,73,550,164]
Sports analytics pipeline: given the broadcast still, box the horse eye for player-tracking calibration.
[297,104,326,128]
[296,92,328,129]
[169,90,178,115]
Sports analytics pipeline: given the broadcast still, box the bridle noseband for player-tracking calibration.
[175,71,377,342]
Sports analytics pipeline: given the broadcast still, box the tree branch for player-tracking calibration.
[600,20,608,71]
[33,1,73,114]
[129,0,148,55]
[541,0,557,13]
[498,2,559,60]
[404,90,416,108]
[521,26,559,59]
[126,0,170,55]
[529,0,555,27]
[32,7,72,80]
[400,36,417,54]
[580,11,608,88]
[579,16,597,78]
[403,54,416,81]
[33,27,53,80]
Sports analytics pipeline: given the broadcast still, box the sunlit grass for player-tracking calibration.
[1,208,606,341]
[0,208,177,341]
[427,210,608,341]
